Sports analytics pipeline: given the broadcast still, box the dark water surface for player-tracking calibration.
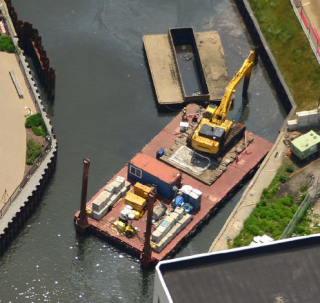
[0,0,286,302]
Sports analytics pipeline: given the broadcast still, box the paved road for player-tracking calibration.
[0,52,36,209]
[209,131,287,252]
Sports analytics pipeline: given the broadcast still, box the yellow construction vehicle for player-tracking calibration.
[190,51,255,155]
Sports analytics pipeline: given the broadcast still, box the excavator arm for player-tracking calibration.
[211,51,255,125]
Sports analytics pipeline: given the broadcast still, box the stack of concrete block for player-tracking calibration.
[153,213,193,253]
[92,176,131,220]
[287,109,320,131]
[151,216,175,243]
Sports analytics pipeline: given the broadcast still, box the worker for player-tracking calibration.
[182,107,188,121]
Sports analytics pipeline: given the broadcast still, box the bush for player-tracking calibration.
[279,173,289,183]
[26,140,42,165]
[25,114,48,137]
[279,196,294,207]
[300,184,308,192]
[0,35,15,53]
[286,165,294,173]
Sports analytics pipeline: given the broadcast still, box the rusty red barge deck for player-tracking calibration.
[75,104,272,264]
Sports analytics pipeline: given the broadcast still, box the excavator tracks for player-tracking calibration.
[222,123,246,154]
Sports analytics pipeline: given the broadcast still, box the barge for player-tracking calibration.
[143,28,229,106]
[74,103,272,266]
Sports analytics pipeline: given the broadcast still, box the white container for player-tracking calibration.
[125,205,133,210]
[180,122,189,132]
[180,185,193,203]
[128,213,135,220]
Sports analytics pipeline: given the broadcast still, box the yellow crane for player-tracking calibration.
[191,50,255,155]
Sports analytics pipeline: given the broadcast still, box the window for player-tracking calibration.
[130,165,142,178]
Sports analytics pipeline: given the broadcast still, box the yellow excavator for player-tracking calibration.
[190,51,255,155]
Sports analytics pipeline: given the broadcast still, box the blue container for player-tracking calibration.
[156,148,165,159]
[182,203,193,214]
[175,196,184,208]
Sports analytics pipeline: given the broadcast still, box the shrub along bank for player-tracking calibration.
[248,0,320,111]
[0,35,14,53]
[25,114,47,165]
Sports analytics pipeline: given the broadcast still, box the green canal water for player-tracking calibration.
[0,0,286,302]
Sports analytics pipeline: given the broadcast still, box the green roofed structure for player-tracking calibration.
[291,130,320,160]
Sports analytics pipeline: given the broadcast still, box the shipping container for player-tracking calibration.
[128,153,181,199]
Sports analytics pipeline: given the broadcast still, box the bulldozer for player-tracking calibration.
[190,51,255,156]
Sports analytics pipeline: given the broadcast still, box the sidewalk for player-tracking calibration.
[0,52,36,208]
[209,131,288,252]
[301,0,320,33]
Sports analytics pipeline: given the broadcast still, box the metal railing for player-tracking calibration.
[290,0,320,65]
[281,177,320,239]
[0,142,52,219]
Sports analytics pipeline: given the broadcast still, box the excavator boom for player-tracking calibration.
[212,51,255,125]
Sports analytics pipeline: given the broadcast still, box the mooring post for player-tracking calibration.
[75,158,90,234]
[141,190,156,268]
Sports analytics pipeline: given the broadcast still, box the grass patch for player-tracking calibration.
[25,114,48,137]
[248,0,320,111]
[300,184,308,192]
[0,35,15,53]
[26,140,42,165]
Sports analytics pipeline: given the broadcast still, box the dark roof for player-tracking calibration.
[130,152,180,184]
[158,235,320,303]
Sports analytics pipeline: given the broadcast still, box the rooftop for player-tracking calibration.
[157,234,320,303]
[130,152,181,184]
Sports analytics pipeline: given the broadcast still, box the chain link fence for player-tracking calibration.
[281,177,320,239]
[290,0,320,65]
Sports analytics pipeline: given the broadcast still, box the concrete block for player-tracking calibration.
[113,181,122,193]
[92,204,110,220]
[153,233,173,253]
[115,176,125,188]
[109,194,119,207]
[169,223,181,237]
[174,207,184,220]
[120,187,128,198]
[169,212,180,224]
[124,181,131,191]
[99,191,111,202]
[92,191,110,212]
[104,183,115,194]
[151,230,163,243]
[178,213,193,229]
[156,216,175,234]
